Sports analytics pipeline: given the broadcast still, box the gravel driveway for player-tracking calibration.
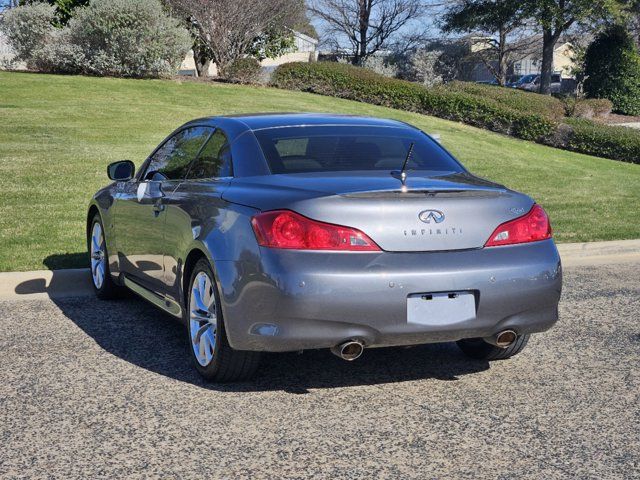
[1,262,639,479]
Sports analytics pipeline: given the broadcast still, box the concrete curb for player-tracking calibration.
[0,269,93,301]
[556,239,640,266]
[1,240,639,301]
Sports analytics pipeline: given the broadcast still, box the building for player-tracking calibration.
[260,31,318,67]
[178,30,318,77]
[512,42,576,78]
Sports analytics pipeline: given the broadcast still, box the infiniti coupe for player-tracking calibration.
[87,114,562,381]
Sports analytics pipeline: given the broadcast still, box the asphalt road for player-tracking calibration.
[1,262,639,479]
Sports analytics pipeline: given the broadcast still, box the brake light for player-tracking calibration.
[251,210,381,251]
[485,204,552,247]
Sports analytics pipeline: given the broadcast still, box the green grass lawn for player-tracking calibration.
[1,71,639,272]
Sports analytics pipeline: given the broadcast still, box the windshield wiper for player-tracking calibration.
[391,142,414,192]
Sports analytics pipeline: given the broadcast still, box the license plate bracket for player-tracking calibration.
[407,291,476,326]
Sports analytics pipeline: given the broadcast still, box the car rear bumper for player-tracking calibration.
[215,239,562,352]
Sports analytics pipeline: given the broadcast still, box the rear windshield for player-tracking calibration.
[253,126,463,174]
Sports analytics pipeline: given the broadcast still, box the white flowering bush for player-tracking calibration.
[66,0,191,77]
[406,49,443,87]
[31,30,86,74]
[0,3,56,68]
[1,0,191,78]
[362,55,398,78]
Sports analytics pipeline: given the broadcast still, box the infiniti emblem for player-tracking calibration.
[418,209,445,224]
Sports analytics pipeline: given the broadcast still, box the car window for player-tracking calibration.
[144,126,212,181]
[186,129,232,179]
[254,126,463,174]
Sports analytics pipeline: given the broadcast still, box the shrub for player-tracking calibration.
[0,0,191,78]
[569,98,613,119]
[272,62,556,142]
[443,81,566,120]
[31,30,86,74]
[361,55,398,79]
[224,57,261,84]
[563,119,640,164]
[396,49,444,87]
[0,3,56,68]
[584,25,640,116]
[65,0,191,78]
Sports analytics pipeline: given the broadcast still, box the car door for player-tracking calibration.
[162,128,234,302]
[114,126,213,291]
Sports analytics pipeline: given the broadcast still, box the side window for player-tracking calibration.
[145,126,212,181]
[187,129,233,179]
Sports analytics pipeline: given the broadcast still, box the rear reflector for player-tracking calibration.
[485,204,552,247]
[251,210,381,251]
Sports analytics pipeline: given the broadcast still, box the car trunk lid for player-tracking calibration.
[224,172,534,252]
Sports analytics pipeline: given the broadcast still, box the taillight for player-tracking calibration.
[251,210,381,251]
[485,204,552,247]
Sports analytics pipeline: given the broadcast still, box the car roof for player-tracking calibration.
[182,113,414,139]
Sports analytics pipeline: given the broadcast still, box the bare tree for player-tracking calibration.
[309,0,425,64]
[167,0,303,77]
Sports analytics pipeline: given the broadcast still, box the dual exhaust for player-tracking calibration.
[331,330,517,361]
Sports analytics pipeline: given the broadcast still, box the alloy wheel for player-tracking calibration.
[189,271,217,367]
[90,222,106,290]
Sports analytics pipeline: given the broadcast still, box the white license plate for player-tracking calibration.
[407,292,476,326]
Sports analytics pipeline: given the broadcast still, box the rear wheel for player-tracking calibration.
[186,258,261,382]
[88,214,120,300]
[456,334,530,361]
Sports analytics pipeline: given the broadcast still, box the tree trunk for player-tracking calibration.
[539,28,558,95]
[497,28,508,86]
[193,45,210,77]
[354,0,369,65]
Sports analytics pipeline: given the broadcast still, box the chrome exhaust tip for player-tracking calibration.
[331,340,364,361]
[488,329,518,348]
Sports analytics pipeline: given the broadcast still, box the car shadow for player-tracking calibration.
[52,295,490,393]
[22,255,490,393]
[43,252,88,270]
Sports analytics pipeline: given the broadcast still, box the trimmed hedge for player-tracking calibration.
[564,119,640,164]
[272,61,640,164]
[271,62,556,142]
[444,81,567,121]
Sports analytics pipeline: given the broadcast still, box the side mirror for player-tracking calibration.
[107,160,135,181]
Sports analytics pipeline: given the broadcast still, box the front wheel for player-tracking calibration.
[88,214,120,300]
[186,258,261,382]
[456,334,530,361]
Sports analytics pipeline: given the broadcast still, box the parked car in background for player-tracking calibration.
[518,74,562,94]
[509,74,535,89]
[88,113,562,382]
[506,75,524,88]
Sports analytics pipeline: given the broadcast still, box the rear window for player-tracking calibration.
[253,126,463,174]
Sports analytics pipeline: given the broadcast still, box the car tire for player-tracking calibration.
[186,258,261,382]
[88,213,120,300]
[456,334,530,361]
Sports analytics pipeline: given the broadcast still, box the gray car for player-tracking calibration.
[87,113,562,381]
